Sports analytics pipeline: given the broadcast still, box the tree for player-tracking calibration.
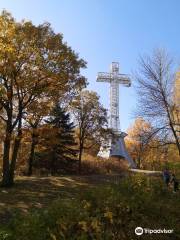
[25,99,53,176]
[0,118,5,162]
[0,11,86,186]
[38,104,77,174]
[126,118,156,168]
[135,49,180,156]
[173,72,180,140]
[70,90,108,173]
[126,118,150,168]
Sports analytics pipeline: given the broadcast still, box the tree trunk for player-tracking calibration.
[162,90,180,156]
[9,137,21,185]
[169,122,180,156]
[9,117,22,186]
[1,132,11,187]
[78,142,83,174]
[50,151,56,175]
[9,134,22,185]
[137,157,141,169]
[167,109,180,156]
[27,131,37,176]
[1,104,14,187]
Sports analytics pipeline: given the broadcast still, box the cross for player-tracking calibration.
[97,62,131,133]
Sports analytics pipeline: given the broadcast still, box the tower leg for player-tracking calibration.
[98,132,137,169]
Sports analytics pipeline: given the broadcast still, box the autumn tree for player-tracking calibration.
[25,99,53,176]
[126,118,156,168]
[0,11,86,186]
[173,72,180,139]
[135,49,180,157]
[70,90,108,173]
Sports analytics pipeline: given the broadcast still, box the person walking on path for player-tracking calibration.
[171,174,179,193]
[163,168,170,187]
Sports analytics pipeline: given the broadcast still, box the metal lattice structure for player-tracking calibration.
[97,62,131,133]
[96,62,136,168]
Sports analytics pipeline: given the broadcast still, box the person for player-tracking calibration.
[171,174,179,193]
[162,168,170,187]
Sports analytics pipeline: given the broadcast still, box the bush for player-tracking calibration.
[81,153,128,175]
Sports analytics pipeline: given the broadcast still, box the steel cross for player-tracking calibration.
[97,62,131,132]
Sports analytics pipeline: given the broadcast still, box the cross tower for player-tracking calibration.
[97,62,131,132]
[97,62,136,168]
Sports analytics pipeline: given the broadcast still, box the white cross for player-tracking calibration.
[97,62,131,132]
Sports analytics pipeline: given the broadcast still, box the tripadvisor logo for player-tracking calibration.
[135,227,143,235]
[135,227,173,235]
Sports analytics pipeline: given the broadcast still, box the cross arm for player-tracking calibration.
[115,74,131,87]
[96,72,111,82]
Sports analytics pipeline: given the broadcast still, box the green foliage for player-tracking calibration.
[46,103,77,159]
[0,230,10,240]
[36,104,77,174]
[1,175,179,240]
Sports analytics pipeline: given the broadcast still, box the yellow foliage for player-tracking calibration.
[78,221,88,232]
[91,218,101,232]
[82,200,91,209]
[104,210,113,223]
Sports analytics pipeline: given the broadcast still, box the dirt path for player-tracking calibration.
[129,169,162,176]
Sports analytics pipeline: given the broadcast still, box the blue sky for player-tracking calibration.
[0,0,180,131]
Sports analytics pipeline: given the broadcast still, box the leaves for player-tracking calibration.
[71,90,108,146]
[0,11,86,185]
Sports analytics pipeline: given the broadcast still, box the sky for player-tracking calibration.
[0,0,180,131]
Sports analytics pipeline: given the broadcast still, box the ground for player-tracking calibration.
[0,173,179,240]
[0,174,123,222]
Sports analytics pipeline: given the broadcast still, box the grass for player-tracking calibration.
[0,174,124,218]
[0,173,179,240]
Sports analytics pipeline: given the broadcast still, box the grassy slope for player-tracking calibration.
[0,174,179,240]
[0,175,124,218]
